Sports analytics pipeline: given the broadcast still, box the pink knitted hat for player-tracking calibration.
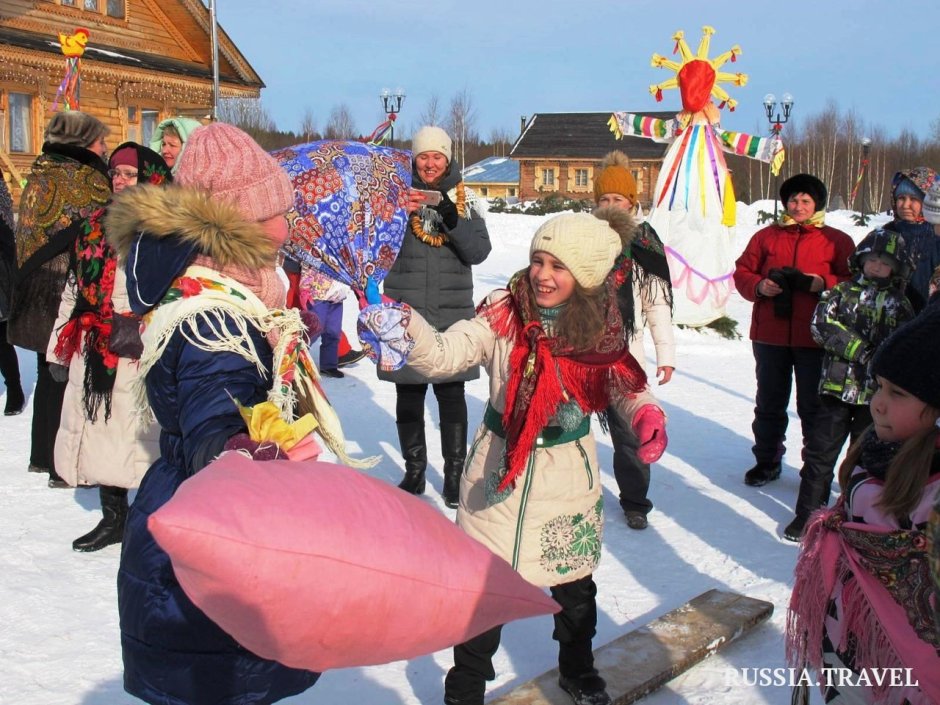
[174,122,294,223]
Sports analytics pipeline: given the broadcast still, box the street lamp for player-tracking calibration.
[763,92,794,217]
[860,137,873,217]
[380,88,405,147]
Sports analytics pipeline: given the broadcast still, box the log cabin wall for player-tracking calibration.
[1,0,263,205]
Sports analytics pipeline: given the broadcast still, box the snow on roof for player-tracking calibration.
[462,156,519,184]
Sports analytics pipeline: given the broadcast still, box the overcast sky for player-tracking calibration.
[211,0,939,144]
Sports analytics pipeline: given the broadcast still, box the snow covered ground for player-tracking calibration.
[0,203,889,704]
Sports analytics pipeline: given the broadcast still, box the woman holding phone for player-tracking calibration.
[380,125,491,509]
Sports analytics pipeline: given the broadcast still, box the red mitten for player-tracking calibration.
[632,405,667,464]
[223,433,286,461]
[300,309,322,342]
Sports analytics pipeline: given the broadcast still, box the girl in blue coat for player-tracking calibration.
[106,124,321,705]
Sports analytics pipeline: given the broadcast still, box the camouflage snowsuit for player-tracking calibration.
[811,274,915,405]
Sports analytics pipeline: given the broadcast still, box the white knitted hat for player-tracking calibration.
[411,125,452,163]
[529,213,621,289]
[923,183,940,225]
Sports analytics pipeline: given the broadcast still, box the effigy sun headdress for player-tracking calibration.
[648,26,747,128]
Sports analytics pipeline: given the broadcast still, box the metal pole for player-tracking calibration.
[209,0,220,121]
[860,139,872,217]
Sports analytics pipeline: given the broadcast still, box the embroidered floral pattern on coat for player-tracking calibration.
[540,498,604,576]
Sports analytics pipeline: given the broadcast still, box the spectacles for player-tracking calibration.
[108,169,138,180]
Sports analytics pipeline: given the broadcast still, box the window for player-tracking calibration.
[6,93,34,154]
[480,187,488,197]
[574,169,589,187]
[508,188,516,197]
[541,168,555,187]
[53,0,125,18]
[127,106,160,145]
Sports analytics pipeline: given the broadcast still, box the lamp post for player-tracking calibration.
[860,137,872,217]
[763,92,794,217]
[380,88,405,148]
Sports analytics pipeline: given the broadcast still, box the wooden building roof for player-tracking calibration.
[510,112,674,160]
[0,25,258,88]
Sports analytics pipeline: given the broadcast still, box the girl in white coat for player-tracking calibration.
[360,209,668,705]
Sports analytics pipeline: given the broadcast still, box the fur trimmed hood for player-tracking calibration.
[104,184,277,270]
[592,206,637,251]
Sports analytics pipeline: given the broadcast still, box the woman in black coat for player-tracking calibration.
[0,168,24,415]
[380,125,491,507]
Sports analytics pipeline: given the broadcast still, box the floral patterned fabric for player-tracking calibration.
[357,301,414,372]
[272,140,411,294]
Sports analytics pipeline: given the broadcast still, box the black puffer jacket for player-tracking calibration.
[379,159,491,384]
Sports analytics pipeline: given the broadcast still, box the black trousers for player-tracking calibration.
[0,321,20,388]
[794,395,872,518]
[751,343,824,465]
[444,575,598,705]
[31,353,67,472]
[607,404,652,515]
[395,381,467,427]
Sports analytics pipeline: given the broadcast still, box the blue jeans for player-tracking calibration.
[310,301,343,370]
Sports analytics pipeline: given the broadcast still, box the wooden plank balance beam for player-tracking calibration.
[490,589,774,705]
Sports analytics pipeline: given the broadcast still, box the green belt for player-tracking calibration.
[483,402,590,448]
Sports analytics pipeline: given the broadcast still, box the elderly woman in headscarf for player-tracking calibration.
[885,167,939,311]
[9,111,111,486]
[148,116,201,174]
[47,142,171,552]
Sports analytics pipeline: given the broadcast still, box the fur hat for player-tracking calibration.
[43,111,109,149]
[529,212,622,289]
[411,125,452,163]
[174,122,294,223]
[593,150,637,203]
[923,183,940,225]
[872,305,940,410]
[779,173,827,211]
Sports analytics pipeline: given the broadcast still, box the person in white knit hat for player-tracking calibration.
[360,208,668,705]
[379,124,491,509]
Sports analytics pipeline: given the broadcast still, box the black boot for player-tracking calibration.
[744,461,782,487]
[784,467,830,542]
[73,485,128,552]
[4,382,25,416]
[396,422,427,495]
[440,422,467,509]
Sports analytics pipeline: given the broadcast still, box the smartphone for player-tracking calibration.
[413,189,443,206]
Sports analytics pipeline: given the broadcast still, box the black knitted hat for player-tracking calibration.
[780,173,828,211]
[871,306,940,409]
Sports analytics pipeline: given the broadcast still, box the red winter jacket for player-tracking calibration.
[734,222,855,347]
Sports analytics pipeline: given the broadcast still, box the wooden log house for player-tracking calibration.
[0,0,263,202]
[511,112,673,208]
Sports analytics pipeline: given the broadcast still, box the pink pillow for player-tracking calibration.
[148,453,559,671]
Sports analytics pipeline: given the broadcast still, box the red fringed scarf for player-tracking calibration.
[479,270,648,492]
[54,207,120,421]
[54,154,172,422]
